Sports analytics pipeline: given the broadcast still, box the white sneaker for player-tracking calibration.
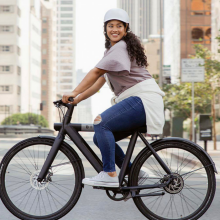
[82,171,119,188]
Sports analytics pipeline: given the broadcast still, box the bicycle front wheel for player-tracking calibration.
[0,137,83,220]
[130,140,216,220]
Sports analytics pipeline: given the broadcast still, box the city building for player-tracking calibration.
[41,0,58,129]
[76,69,92,123]
[56,0,77,122]
[143,35,163,78]
[117,0,163,41]
[164,0,211,83]
[0,0,41,124]
[164,0,180,84]
[211,0,220,117]
[56,0,76,95]
[181,0,211,59]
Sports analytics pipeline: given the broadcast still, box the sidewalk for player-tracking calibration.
[196,140,220,172]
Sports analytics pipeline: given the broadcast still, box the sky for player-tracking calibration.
[75,0,117,119]
[75,0,117,72]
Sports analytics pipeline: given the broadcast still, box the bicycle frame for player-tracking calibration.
[37,103,172,193]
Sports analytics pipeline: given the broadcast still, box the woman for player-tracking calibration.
[62,8,165,187]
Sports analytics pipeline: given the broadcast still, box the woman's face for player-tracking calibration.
[106,20,126,46]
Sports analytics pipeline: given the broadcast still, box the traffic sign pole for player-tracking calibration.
[181,59,204,143]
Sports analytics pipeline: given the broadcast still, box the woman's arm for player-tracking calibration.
[77,76,106,102]
[62,67,106,103]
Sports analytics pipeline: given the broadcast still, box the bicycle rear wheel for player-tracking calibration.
[130,141,216,220]
[0,137,83,220]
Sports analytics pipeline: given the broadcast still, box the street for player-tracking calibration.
[0,135,219,220]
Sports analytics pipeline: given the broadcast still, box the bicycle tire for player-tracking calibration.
[0,137,83,220]
[129,140,216,220]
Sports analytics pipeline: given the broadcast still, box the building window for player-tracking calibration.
[0,85,12,93]
[0,6,13,13]
[60,7,73,11]
[32,59,40,67]
[32,42,41,51]
[42,49,47,54]
[42,100,47,106]
[0,65,13,73]
[17,27,21,36]
[191,0,211,15]
[43,17,47,23]
[42,69,46,75]
[60,33,72,37]
[32,75,40,83]
[0,25,13,33]
[191,26,211,44]
[42,80,47,85]
[60,85,72,90]
[60,39,73,44]
[32,92,40,99]
[0,105,10,113]
[42,59,47,64]
[17,86,21,95]
[61,1,73,4]
[60,78,72,83]
[60,52,72,57]
[60,46,73,51]
[60,59,73,63]
[42,90,47,96]
[17,66,21,75]
[60,27,72,31]
[61,13,72,18]
[0,45,13,52]
[42,28,47,33]
[60,66,72,70]
[61,20,73,24]
[42,38,47,44]
[32,25,40,35]
[60,72,72,76]
[17,46,21,56]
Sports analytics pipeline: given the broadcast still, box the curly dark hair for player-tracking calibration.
[104,21,149,68]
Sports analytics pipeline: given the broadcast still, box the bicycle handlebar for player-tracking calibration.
[53,97,75,107]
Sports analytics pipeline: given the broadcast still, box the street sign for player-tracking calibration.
[163,65,171,77]
[181,59,204,82]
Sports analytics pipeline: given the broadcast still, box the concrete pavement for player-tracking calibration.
[0,134,220,220]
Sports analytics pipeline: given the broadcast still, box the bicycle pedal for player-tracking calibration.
[93,186,106,190]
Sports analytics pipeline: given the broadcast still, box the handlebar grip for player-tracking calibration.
[68,97,74,102]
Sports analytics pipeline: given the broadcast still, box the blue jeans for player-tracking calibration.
[93,96,146,172]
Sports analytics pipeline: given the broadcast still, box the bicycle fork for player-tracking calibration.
[37,129,65,182]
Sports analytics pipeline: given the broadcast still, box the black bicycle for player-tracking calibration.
[0,98,217,220]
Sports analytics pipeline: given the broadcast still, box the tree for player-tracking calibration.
[163,79,211,140]
[190,44,220,150]
[1,113,49,128]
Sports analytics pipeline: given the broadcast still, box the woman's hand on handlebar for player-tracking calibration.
[62,92,79,105]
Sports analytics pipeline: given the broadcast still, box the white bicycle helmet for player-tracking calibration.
[104,8,129,24]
